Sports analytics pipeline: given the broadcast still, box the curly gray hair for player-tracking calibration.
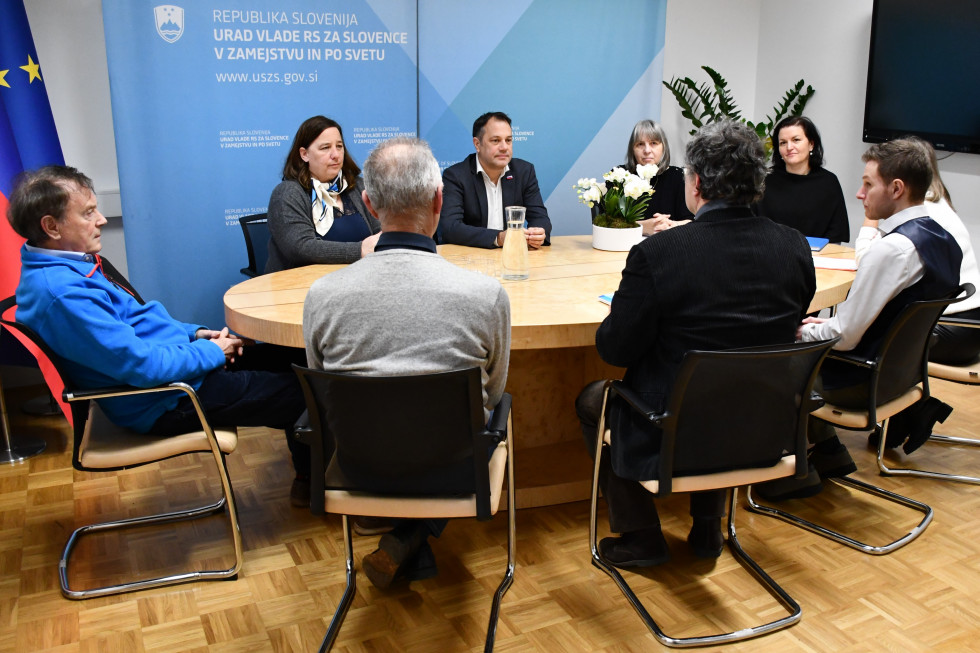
[685,120,767,205]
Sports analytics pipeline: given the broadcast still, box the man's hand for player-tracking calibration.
[525,227,546,249]
[206,327,244,363]
[360,231,381,258]
[797,316,826,340]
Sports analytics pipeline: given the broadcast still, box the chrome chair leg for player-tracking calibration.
[590,487,801,647]
[60,445,243,599]
[320,515,356,653]
[60,496,237,598]
[485,417,516,653]
[723,488,802,634]
[746,475,933,555]
[589,407,801,649]
[876,415,980,484]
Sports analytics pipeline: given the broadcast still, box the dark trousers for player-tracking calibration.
[807,368,872,445]
[930,306,980,365]
[149,344,310,475]
[575,380,726,534]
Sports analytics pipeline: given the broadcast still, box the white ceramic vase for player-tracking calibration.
[592,224,643,251]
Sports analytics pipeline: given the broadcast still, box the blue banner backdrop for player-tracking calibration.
[102,1,418,326]
[420,0,668,235]
[103,0,666,327]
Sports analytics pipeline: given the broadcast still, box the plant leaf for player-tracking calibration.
[790,84,816,116]
[702,66,741,121]
[662,77,705,130]
[766,79,805,127]
[689,78,719,124]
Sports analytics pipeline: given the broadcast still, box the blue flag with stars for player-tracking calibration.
[0,0,64,359]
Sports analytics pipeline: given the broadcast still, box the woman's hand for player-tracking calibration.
[637,214,691,235]
[360,231,381,257]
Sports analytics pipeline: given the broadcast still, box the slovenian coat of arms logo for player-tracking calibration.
[154,5,184,43]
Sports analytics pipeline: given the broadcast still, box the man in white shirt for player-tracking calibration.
[439,111,551,248]
[771,139,963,499]
[854,137,980,366]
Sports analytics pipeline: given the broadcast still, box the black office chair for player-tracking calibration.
[0,294,243,599]
[238,213,269,277]
[871,283,979,483]
[292,365,515,653]
[924,313,980,483]
[748,284,974,553]
[591,339,837,647]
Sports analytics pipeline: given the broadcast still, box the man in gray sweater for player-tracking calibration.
[303,136,511,589]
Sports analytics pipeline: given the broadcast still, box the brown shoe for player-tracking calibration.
[362,524,428,589]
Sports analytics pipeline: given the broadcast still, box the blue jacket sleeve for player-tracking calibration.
[41,286,227,389]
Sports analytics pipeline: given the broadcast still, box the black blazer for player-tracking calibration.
[596,205,816,481]
[439,153,552,248]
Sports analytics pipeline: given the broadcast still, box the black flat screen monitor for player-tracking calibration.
[863,0,980,153]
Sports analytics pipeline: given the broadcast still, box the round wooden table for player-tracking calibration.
[225,235,855,508]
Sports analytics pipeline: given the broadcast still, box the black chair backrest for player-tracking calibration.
[873,283,975,405]
[293,365,495,502]
[645,339,836,491]
[238,213,269,277]
[0,296,90,457]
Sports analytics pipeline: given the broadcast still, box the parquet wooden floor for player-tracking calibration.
[3,378,980,652]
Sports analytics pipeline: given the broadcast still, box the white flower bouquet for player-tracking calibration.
[574,164,658,228]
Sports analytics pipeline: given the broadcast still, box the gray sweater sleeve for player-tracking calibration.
[265,178,379,271]
[484,285,511,409]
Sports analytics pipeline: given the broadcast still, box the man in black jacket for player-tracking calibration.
[577,120,816,568]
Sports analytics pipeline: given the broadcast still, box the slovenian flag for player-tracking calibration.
[1,0,68,420]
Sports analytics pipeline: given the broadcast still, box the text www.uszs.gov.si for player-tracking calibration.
[215,71,319,85]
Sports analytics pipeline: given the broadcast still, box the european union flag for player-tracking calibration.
[0,0,65,300]
[1,0,65,396]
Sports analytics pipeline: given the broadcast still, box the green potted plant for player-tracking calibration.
[663,66,815,156]
[574,164,657,251]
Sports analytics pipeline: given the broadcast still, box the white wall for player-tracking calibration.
[755,0,874,237]
[660,0,762,158]
[24,0,128,275]
[662,0,980,246]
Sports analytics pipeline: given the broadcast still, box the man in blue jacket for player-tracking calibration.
[439,111,552,248]
[6,166,308,501]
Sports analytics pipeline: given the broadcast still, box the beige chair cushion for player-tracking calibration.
[600,430,798,493]
[322,441,509,519]
[79,403,238,469]
[929,360,980,385]
[639,455,798,494]
[810,385,923,429]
